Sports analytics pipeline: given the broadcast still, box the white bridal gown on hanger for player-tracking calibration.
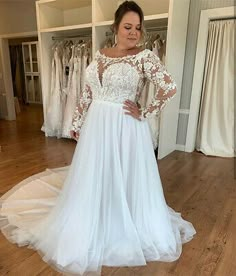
[0,49,196,276]
[44,47,66,138]
[62,46,81,138]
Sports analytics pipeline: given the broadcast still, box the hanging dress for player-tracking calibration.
[80,48,89,100]
[0,49,196,276]
[62,45,71,96]
[43,47,65,138]
[62,46,81,138]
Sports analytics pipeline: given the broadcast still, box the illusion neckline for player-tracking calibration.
[97,48,148,59]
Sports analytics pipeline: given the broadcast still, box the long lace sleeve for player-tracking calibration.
[71,83,92,133]
[140,50,177,119]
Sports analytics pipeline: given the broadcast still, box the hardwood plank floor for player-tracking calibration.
[0,105,235,276]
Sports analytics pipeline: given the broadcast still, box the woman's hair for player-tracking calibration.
[111,1,146,41]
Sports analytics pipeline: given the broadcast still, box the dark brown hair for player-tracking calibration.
[111,1,145,36]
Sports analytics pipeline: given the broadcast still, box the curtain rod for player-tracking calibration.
[210,17,235,22]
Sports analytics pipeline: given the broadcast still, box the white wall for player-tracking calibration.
[176,0,235,146]
[0,1,37,35]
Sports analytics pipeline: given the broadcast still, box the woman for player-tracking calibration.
[0,1,196,275]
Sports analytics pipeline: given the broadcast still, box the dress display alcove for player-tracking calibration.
[36,0,190,159]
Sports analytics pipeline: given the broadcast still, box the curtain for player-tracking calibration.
[196,19,235,157]
[9,46,17,97]
[9,45,26,104]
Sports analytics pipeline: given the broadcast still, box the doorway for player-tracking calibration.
[185,6,235,158]
[0,32,43,124]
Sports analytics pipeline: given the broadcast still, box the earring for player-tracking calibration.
[114,33,117,46]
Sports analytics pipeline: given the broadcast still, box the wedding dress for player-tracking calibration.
[43,47,66,138]
[62,45,70,95]
[62,46,82,138]
[42,41,91,139]
[0,49,196,276]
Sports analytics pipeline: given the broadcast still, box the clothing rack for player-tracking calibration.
[146,26,167,32]
[105,31,114,37]
[52,33,92,40]
[105,25,167,36]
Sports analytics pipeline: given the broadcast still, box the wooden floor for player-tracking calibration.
[0,105,235,276]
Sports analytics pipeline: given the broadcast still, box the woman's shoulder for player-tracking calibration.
[97,48,113,58]
[97,47,149,59]
[99,48,112,55]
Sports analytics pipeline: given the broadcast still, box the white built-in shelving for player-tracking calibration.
[36,0,190,159]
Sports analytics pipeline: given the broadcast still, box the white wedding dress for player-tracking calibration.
[0,49,196,276]
[62,46,81,138]
[43,47,66,138]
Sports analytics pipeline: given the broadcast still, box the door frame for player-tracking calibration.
[0,31,37,120]
[185,6,235,152]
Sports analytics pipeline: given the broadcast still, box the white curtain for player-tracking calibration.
[196,19,235,157]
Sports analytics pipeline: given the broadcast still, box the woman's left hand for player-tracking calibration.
[123,100,141,121]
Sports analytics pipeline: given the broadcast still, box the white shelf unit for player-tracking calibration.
[40,23,93,33]
[93,0,169,23]
[22,41,42,104]
[36,0,190,159]
[37,0,92,30]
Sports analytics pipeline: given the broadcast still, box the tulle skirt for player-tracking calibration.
[0,100,196,275]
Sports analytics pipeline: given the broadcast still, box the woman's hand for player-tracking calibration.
[123,100,141,121]
[70,130,79,141]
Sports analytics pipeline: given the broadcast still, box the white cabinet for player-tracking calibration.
[22,41,42,104]
[36,0,190,159]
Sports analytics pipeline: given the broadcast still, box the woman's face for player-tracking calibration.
[116,11,141,49]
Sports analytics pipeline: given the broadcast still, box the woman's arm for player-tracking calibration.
[140,50,177,120]
[70,82,92,139]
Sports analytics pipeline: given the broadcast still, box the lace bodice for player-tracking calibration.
[71,49,177,133]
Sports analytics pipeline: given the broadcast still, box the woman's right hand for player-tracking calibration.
[70,130,79,141]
